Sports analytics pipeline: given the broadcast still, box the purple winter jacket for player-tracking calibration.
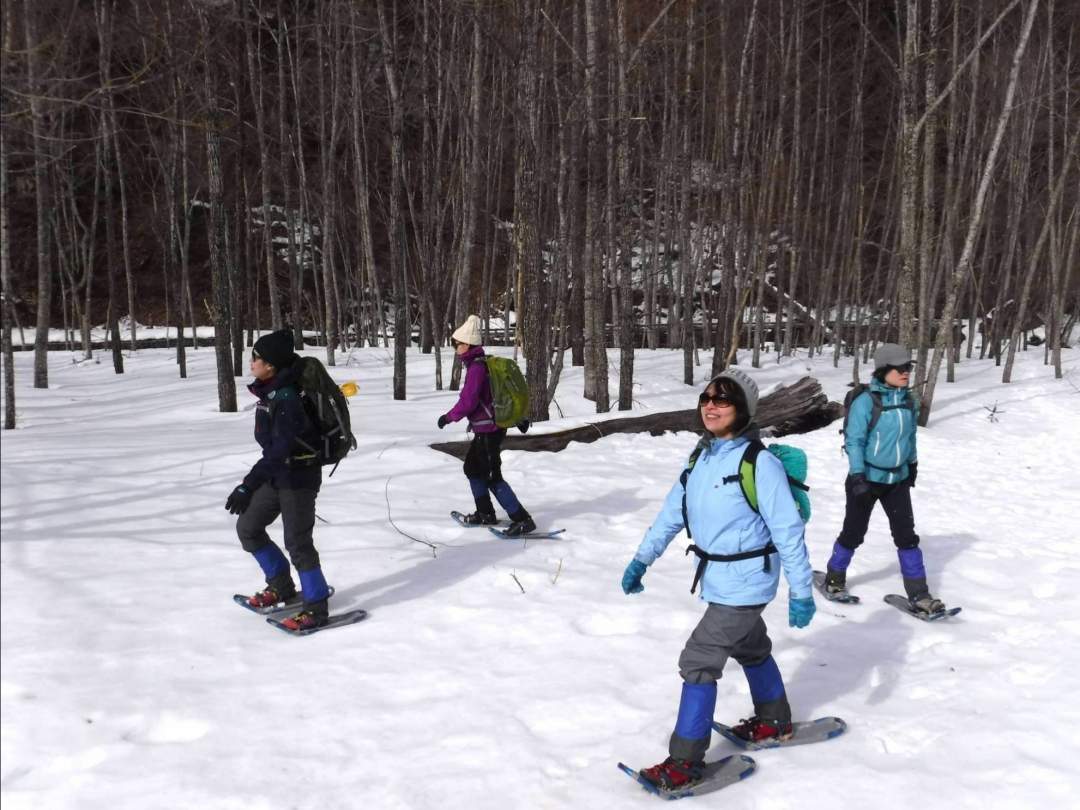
[445,345,498,433]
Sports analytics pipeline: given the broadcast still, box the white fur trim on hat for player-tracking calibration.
[451,314,483,346]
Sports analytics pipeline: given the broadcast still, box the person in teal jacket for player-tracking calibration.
[620,368,815,793]
[823,343,947,615]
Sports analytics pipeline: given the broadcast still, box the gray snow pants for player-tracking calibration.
[669,603,788,761]
[677,603,772,683]
[236,484,321,573]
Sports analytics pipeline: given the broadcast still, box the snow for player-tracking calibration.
[2,342,1078,809]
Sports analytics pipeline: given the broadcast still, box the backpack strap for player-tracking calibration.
[679,438,709,540]
[865,390,884,433]
[473,358,496,427]
[737,440,766,514]
[684,542,779,594]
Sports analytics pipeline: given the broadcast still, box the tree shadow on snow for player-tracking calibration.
[330,536,526,612]
[842,531,973,594]
[527,486,651,526]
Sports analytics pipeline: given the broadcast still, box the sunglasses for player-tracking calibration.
[699,393,734,408]
[889,363,915,374]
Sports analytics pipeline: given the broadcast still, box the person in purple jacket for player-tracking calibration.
[437,315,535,537]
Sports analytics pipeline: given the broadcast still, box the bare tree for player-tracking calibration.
[922,0,1040,424]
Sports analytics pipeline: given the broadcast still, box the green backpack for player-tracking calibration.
[482,356,530,428]
[292,356,357,473]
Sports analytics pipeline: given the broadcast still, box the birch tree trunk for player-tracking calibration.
[922,0,1040,424]
[198,5,236,412]
[245,0,282,331]
[25,0,52,389]
[582,0,608,410]
[377,0,409,400]
[1,103,14,428]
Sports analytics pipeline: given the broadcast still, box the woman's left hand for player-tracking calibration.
[788,595,816,628]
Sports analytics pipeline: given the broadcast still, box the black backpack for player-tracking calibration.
[839,383,916,451]
[292,356,357,474]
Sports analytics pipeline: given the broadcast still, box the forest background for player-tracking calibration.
[1,0,1077,428]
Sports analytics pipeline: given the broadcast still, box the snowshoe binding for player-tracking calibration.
[638,757,706,792]
[728,716,794,744]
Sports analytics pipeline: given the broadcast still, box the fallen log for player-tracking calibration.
[430,375,842,460]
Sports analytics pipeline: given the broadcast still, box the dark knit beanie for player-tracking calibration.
[252,329,296,369]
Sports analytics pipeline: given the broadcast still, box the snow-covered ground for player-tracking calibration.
[2,341,1078,810]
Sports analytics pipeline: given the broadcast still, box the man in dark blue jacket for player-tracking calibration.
[225,329,330,630]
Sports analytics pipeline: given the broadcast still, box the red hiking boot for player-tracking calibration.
[729,716,794,743]
[280,610,329,632]
[638,757,705,791]
[247,586,295,609]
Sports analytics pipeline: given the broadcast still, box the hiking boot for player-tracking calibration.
[910,594,946,615]
[280,610,329,632]
[823,569,847,595]
[461,511,498,526]
[502,517,536,537]
[638,757,705,791]
[729,716,793,743]
[247,585,296,609]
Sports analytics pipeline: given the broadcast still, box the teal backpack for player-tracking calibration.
[680,438,811,594]
[681,438,811,523]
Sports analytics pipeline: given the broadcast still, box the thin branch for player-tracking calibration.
[384,477,438,556]
[913,0,1023,137]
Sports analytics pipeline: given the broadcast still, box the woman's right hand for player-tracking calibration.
[621,559,648,594]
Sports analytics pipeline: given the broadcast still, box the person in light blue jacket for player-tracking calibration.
[822,343,947,615]
[621,368,815,793]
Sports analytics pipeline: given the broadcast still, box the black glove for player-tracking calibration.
[225,485,253,515]
[908,462,918,488]
[847,473,871,498]
[516,419,531,434]
[437,414,448,429]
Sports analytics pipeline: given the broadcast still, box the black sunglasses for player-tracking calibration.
[889,363,915,374]
[699,393,734,408]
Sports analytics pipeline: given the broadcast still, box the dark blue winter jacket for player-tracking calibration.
[243,364,322,492]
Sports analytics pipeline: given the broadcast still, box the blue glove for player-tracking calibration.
[621,559,648,595]
[437,414,448,429]
[225,485,252,515]
[789,595,816,628]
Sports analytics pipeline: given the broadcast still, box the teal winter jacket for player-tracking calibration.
[845,379,918,484]
[633,434,814,605]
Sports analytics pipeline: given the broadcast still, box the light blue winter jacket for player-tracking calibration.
[845,379,918,484]
[633,434,814,605]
